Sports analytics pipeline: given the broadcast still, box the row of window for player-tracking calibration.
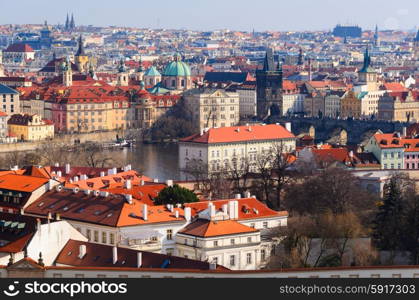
[383,152,402,159]
[383,163,402,169]
[80,228,116,245]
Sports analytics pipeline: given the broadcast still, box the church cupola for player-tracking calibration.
[62,57,73,87]
[117,58,129,86]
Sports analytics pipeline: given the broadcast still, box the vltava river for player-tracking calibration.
[104,143,180,181]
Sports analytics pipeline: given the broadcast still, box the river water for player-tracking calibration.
[104,143,180,181]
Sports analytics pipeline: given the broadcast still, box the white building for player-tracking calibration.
[179,197,288,270]
[179,124,296,178]
[324,92,344,118]
[183,88,240,132]
[282,81,305,115]
[236,84,257,118]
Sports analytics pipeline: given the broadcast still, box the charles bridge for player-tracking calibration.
[270,117,410,144]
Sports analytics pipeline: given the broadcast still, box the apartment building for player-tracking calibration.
[183,88,240,132]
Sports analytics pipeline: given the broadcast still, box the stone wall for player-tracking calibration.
[0,130,136,153]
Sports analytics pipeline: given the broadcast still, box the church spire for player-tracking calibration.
[76,35,85,56]
[65,13,69,30]
[70,13,75,29]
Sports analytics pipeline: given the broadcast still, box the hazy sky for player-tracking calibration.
[2,0,418,31]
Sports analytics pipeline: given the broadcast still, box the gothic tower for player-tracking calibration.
[256,48,283,119]
[358,45,377,90]
[65,13,70,31]
[70,14,75,30]
[75,35,89,73]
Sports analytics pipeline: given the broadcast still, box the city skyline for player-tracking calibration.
[1,0,418,31]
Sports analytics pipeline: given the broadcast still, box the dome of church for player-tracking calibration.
[163,53,191,77]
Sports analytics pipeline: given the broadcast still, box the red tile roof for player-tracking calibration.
[178,219,258,237]
[180,124,295,144]
[0,174,50,192]
[185,198,288,220]
[4,43,34,53]
[103,183,165,206]
[55,239,227,270]
[383,82,408,92]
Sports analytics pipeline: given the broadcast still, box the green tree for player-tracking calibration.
[154,184,198,205]
[373,175,405,253]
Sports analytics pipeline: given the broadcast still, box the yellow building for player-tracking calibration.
[8,114,54,141]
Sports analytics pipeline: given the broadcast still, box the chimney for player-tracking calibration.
[228,201,235,220]
[100,191,109,197]
[107,169,112,176]
[112,167,117,175]
[36,218,41,230]
[209,205,216,219]
[54,162,59,167]
[403,126,407,137]
[184,207,191,222]
[20,208,24,215]
[235,194,241,199]
[143,204,148,221]
[78,245,87,259]
[100,171,105,177]
[73,176,79,182]
[200,128,204,136]
[244,191,251,198]
[222,204,228,214]
[349,151,354,158]
[153,178,159,183]
[124,179,132,189]
[175,210,179,218]
[209,262,217,270]
[137,252,142,268]
[234,200,239,219]
[47,212,52,220]
[285,122,292,133]
[125,164,132,171]
[65,163,70,174]
[57,171,62,178]
[11,165,19,171]
[165,180,173,187]
[140,180,145,186]
[112,246,118,264]
[55,213,61,221]
[125,194,133,204]
[169,205,174,213]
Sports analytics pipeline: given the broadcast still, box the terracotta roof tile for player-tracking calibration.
[178,219,257,237]
[180,124,295,144]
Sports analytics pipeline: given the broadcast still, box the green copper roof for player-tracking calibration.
[144,66,161,77]
[357,91,368,99]
[359,45,374,73]
[148,82,170,95]
[162,55,191,77]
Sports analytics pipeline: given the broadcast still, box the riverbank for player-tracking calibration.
[0,130,123,153]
